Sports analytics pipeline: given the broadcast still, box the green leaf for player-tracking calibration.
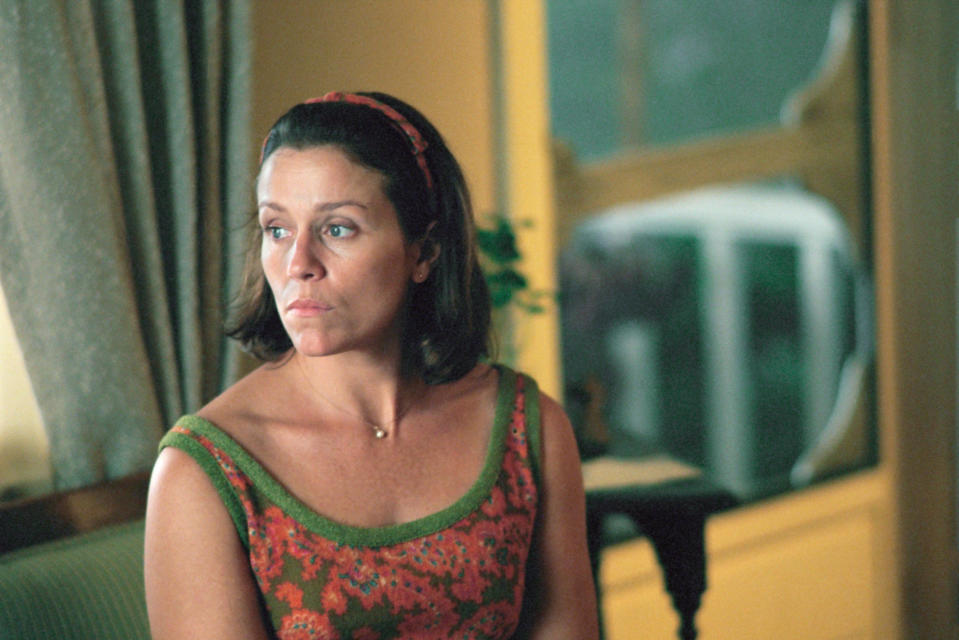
[477,216,521,263]
[487,268,527,290]
[477,213,546,315]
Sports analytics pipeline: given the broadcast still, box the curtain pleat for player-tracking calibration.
[0,0,251,490]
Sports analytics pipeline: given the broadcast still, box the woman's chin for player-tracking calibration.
[289,333,340,358]
[287,326,404,362]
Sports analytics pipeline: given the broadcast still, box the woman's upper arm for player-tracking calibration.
[522,391,600,639]
[144,446,272,640]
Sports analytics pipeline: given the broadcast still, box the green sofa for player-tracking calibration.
[0,519,149,640]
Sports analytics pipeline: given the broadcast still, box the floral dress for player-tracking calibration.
[159,367,541,639]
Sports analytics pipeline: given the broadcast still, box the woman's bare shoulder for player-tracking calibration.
[461,362,500,393]
[434,362,500,409]
[149,366,277,523]
[536,388,570,430]
[194,361,287,435]
[146,426,272,638]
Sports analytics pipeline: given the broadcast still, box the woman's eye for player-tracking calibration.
[263,225,290,240]
[325,223,356,239]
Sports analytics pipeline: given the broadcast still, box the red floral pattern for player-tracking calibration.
[166,373,538,639]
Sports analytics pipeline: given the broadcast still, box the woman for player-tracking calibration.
[144,91,598,639]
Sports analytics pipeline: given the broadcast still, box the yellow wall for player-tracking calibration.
[0,283,49,495]
[599,470,895,639]
[252,0,496,217]
[869,2,958,635]
[497,1,562,396]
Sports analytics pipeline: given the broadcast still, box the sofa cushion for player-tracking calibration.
[0,519,148,640]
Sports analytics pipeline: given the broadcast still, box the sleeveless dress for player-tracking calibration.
[158,367,541,640]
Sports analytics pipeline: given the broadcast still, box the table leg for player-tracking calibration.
[639,512,707,640]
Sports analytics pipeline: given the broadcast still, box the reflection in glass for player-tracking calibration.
[549,0,841,158]
[559,183,873,498]
[549,0,875,500]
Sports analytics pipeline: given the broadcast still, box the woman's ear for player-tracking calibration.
[412,222,440,283]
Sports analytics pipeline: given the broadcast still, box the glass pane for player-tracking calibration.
[558,180,874,499]
[549,0,841,159]
[549,0,874,502]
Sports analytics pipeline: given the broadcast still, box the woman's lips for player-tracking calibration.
[286,298,332,316]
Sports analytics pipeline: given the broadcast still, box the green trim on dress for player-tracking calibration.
[157,430,250,546]
[523,373,543,488]
[160,365,528,549]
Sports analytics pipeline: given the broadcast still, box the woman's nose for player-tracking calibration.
[287,235,325,280]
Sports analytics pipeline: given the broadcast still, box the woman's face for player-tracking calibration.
[257,146,427,360]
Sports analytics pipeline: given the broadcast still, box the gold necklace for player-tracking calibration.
[296,359,415,439]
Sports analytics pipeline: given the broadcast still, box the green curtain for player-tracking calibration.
[0,1,252,489]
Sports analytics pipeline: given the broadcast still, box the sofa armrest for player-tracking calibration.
[0,519,149,640]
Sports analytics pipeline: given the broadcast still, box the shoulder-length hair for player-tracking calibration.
[227,92,491,384]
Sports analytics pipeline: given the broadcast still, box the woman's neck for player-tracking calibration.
[291,350,426,437]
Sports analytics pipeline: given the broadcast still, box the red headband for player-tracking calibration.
[261,92,434,191]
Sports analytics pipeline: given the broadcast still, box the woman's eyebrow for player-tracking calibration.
[316,200,370,212]
[256,199,370,212]
[257,200,286,212]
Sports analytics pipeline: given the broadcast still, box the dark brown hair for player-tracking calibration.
[227,92,491,384]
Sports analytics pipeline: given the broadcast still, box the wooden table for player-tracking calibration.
[583,456,737,640]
